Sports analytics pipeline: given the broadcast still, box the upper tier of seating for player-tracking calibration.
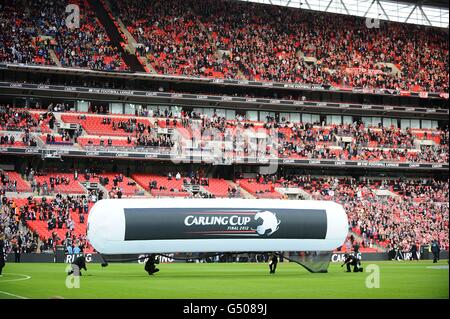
[0,0,448,92]
[116,0,448,93]
[0,0,128,71]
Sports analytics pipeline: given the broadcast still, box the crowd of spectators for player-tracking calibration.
[278,175,449,252]
[144,110,449,159]
[89,110,450,163]
[0,194,41,254]
[135,133,174,148]
[98,116,176,148]
[18,194,91,252]
[0,133,37,147]
[1,169,448,256]
[115,0,448,92]
[0,0,54,65]
[0,0,128,71]
[25,168,74,196]
[176,113,449,163]
[104,116,147,135]
[2,104,447,164]
[1,171,18,193]
[352,125,416,149]
[0,105,54,132]
[274,121,449,163]
[117,0,239,78]
[2,0,448,91]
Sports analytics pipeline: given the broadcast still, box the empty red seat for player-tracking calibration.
[237,179,284,199]
[34,174,85,194]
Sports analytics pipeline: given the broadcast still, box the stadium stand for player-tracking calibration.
[1,105,448,164]
[0,0,448,265]
[4,196,93,253]
[0,197,40,253]
[282,175,449,252]
[1,174,447,254]
[237,178,284,199]
[132,173,191,197]
[32,173,86,195]
[0,0,128,71]
[1,0,447,93]
[0,171,31,192]
[77,172,141,197]
[114,0,448,92]
[61,114,153,136]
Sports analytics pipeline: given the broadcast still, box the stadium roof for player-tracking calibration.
[408,0,448,9]
[237,0,449,28]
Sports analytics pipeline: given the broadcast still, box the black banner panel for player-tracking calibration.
[124,208,327,240]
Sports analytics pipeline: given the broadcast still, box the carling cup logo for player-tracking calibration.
[255,211,281,236]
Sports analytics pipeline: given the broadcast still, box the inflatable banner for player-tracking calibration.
[87,198,348,254]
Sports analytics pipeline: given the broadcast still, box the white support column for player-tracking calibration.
[404,4,418,24]
[418,5,433,26]
[376,0,390,21]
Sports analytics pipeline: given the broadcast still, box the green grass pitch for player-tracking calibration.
[0,260,448,299]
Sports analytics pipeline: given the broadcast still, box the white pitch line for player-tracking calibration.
[426,265,449,269]
[0,273,32,283]
[374,265,448,269]
[0,290,28,299]
[0,273,32,299]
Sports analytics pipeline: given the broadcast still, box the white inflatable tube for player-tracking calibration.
[87,198,348,254]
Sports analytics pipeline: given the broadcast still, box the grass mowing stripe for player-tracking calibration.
[0,260,447,299]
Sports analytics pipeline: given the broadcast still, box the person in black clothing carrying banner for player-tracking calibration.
[0,236,5,277]
[431,240,440,263]
[67,256,87,276]
[409,243,418,261]
[341,253,363,272]
[269,254,278,274]
[144,254,160,275]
